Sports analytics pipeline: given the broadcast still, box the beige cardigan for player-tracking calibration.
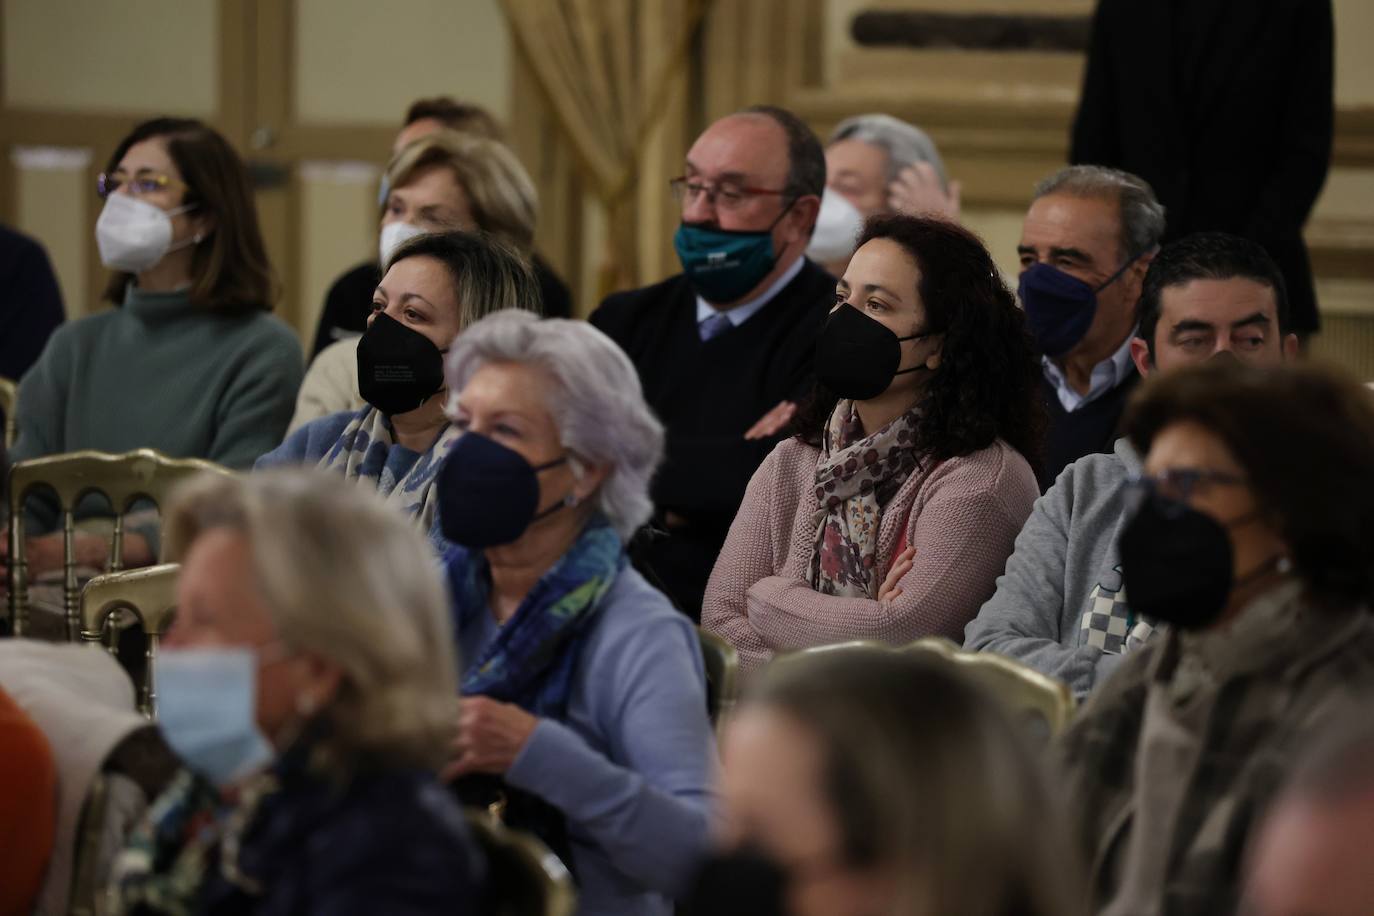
[703,436,1038,674]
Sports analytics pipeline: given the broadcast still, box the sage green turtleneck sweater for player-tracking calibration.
[11,286,303,473]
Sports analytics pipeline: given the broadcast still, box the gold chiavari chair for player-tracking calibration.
[465,809,577,916]
[79,563,179,717]
[7,448,229,640]
[697,627,740,740]
[794,637,1076,739]
[0,376,16,447]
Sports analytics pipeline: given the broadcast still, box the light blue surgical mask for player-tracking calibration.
[155,647,276,788]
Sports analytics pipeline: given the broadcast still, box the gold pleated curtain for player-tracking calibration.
[502,0,707,299]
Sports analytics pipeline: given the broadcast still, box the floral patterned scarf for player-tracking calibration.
[810,401,924,598]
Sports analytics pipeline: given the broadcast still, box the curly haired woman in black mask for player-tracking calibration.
[703,214,1044,673]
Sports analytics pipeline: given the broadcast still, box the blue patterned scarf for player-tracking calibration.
[318,406,461,538]
[445,516,625,717]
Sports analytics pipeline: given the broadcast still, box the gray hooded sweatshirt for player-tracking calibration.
[963,437,1146,696]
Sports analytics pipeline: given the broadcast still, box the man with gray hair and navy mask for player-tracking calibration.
[808,113,960,276]
[1016,164,1166,491]
[965,232,1298,696]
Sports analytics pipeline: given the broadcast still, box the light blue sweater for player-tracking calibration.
[457,566,717,916]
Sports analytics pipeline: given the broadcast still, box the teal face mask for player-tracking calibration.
[673,201,796,304]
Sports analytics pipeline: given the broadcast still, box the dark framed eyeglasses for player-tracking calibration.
[96,171,188,199]
[1125,468,1249,514]
[669,175,790,211]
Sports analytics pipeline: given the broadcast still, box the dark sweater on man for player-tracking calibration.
[1037,369,1140,492]
[591,259,834,620]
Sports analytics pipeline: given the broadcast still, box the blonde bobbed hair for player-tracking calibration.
[385,128,537,251]
[164,469,458,770]
[755,648,1086,916]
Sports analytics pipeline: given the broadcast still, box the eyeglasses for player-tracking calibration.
[1125,468,1249,513]
[96,171,188,199]
[669,176,790,211]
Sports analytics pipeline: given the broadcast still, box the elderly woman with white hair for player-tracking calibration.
[809,113,961,275]
[434,309,716,916]
[108,470,479,915]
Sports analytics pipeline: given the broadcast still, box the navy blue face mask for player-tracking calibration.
[1018,257,1139,358]
[673,199,796,304]
[437,432,571,549]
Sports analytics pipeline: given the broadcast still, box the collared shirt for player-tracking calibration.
[1042,331,1138,413]
[695,255,806,333]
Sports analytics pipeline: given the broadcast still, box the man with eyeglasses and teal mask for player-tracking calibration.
[964,232,1300,697]
[591,105,831,622]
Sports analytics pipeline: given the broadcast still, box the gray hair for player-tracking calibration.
[165,469,458,770]
[443,310,664,540]
[1032,165,1167,262]
[829,113,949,190]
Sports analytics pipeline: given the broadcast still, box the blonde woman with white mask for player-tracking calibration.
[3,117,301,597]
[293,129,574,429]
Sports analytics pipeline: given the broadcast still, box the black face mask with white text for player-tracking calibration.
[356,312,446,416]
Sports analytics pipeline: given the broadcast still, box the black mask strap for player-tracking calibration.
[893,330,932,376]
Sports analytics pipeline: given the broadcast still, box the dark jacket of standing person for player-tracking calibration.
[1071,0,1333,336]
[0,223,64,383]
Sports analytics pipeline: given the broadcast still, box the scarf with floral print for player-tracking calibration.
[809,401,924,598]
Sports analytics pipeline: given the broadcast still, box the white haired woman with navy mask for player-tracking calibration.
[434,309,715,916]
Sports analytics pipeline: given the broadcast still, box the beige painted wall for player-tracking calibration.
[3,0,216,114]
[294,0,510,125]
[298,162,382,339]
[12,147,92,318]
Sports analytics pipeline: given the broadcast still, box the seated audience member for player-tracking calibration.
[0,641,171,916]
[591,105,832,620]
[1060,361,1374,915]
[4,117,302,580]
[437,311,715,915]
[810,113,958,275]
[294,130,556,429]
[0,685,56,916]
[965,233,1299,695]
[704,215,1042,674]
[311,97,568,360]
[1244,723,1374,916]
[686,647,1084,916]
[110,469,479,915]
[259,231,539,549]
[1017,165,1165,490]
[0,221,64,383]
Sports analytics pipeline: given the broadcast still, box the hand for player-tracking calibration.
[888,162,961,221]
[745,400,798,441]
[442,696,539,781]
[878,547,916,603]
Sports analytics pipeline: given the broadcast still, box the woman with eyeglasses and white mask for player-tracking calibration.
[3,117,301,584]
[288,129,562,431]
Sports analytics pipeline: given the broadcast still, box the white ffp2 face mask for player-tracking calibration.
[805,187,866,264]
[95,193,199,273]
[379,221,426,268]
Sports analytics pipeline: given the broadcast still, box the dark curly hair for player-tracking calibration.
[1126,361,1374,610]
[793,215,1045,466]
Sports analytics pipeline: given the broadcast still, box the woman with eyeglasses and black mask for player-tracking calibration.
[3,117,302,586]
[703,214,1044,674]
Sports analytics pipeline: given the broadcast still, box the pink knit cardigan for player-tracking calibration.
[702,436,1039,674]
